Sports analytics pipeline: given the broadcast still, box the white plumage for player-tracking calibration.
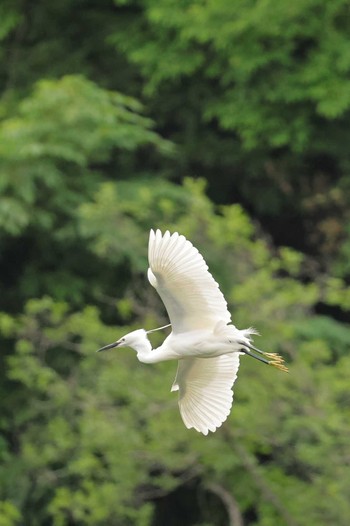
[171,355,239,435]
[148,229,231,333]
[98,229,287,435]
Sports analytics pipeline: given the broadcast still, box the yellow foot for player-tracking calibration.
[266,353,289,372]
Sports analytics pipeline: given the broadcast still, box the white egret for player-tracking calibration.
[98,229,287,435]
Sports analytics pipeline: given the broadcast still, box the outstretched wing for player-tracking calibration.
[171,354,240,435]
[148,229,231,333]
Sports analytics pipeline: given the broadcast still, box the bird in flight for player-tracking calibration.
[98,229,287,435]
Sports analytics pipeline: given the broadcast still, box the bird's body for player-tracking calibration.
[129,323,249,363]
[98,229,287,435]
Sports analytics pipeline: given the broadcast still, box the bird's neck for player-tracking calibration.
[134,340,174,364]
[131,338,152,362]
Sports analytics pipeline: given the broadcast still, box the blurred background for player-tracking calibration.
[1,1,350,525]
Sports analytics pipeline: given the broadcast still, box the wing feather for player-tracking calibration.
[171,354,240,435]
[148,229,231,333]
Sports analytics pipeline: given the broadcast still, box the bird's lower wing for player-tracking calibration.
[171,354,240,435]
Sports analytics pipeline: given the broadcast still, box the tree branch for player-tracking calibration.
[223,429,300,526]
[205,482,244,526]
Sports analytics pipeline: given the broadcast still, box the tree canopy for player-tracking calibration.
[1,1,350,525]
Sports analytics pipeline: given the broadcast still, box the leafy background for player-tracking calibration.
[1,1,350,524]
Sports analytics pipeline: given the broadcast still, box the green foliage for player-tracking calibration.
[113,0,350,148]
[1,1,350,524]
[0,74,173,309]
[110,0,350,261]
[0,3,20,42]
[78,179,188,269]
[1,180,350,524]
[0,75,171,236]
[0,501,21,526]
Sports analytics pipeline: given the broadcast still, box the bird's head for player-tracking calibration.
[97,328,148,352]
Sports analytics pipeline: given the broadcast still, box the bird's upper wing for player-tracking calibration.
[171,354,240,435]
[148,229,231,333]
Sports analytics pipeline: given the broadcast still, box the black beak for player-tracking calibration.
[96,341,120,352]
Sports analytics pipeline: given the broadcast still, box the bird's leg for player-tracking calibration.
[238,341,288,372]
